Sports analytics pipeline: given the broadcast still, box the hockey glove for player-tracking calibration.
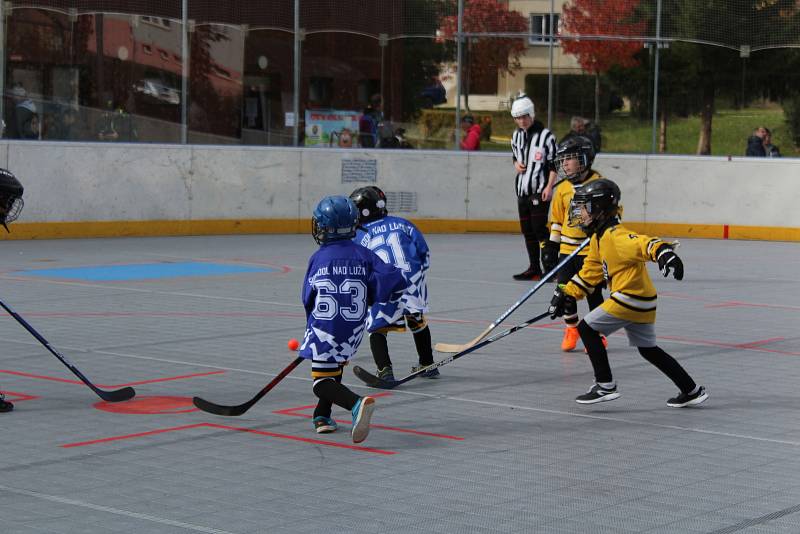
[541,240,560,274]
[657,246,684,280]
[549,285,568,319]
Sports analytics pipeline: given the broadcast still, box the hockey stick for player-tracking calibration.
[193,356,303,416]
[354,310,551,390]
[0,298,135,402]
[434,237,590,353]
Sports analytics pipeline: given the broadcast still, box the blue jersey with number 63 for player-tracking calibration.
[300,240,407,363]
[355,215,430,330]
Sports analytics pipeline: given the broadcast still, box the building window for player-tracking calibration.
[309,77,333,107]
[529,13,560,45]
[141,16,172,30]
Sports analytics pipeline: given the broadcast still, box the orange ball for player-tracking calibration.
[287,338,300,351]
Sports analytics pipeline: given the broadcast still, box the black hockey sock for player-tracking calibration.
[578,320,613,383]
[313,374,342,419]
[313,378,359,412]
[370,332,392,370]
[638,346,696,393]
[413,326,434,366]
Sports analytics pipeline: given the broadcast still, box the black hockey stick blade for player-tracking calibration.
[352,366,399,390]
[0,298,136,403]
[355,310,551,390]
[193,356,304,416]
[95,385,136,403]
[192,395,252,417]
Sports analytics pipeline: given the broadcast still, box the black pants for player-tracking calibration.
[517,194,550,272]
[578,321,697,393]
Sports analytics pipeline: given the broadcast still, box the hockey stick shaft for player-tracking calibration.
[193,356,304,416]
[355,310,551,389]
[434,237,590,353]
[0,298,135,402]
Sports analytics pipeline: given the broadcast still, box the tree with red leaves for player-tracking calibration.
[440,0,528,110]
[561,0,645,122]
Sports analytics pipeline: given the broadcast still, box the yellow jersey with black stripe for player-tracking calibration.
[548,171,604,256]
[562,223,674,324]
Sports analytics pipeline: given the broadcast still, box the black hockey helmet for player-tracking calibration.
[555,135,595,184]
[0,168,24,232]
[569,178,620,235]
[349,186,387,224]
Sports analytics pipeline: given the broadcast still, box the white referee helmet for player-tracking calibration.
[510,96,534,119]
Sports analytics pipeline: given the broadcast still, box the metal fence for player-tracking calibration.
[2,0,799,155]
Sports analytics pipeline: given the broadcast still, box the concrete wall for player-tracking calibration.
[1,141,797,240]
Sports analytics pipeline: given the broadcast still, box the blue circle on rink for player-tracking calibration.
[14,262,277,281]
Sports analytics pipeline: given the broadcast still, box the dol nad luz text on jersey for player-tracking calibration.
[300,240,407,363]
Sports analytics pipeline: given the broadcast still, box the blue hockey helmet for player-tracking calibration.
[312,195,360,244]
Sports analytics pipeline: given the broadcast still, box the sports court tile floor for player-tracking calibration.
[0,233,798,534]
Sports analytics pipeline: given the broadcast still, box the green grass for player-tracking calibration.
[405,106,796,156]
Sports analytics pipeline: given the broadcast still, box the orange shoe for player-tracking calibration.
[584,335,609,354]
[561,326,579,352]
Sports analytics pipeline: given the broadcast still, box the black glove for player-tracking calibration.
[549,286,568,319]
[657,246,684,280]
[541,241,560,274]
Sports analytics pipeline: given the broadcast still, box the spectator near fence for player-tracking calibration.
[764,128,781,157]
[560,116,601,154]
[459,115,481,151]
[5,85,39,140]
[359,94,383,148]
[745,127,767,157]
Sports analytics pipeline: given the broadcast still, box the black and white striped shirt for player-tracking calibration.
[511,122,557,197]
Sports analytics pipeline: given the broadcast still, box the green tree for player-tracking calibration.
[608,0,800,154]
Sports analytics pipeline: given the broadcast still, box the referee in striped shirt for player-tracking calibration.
[510,96,558,280]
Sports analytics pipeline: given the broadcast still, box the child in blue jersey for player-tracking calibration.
[300,195,408,442]
[350,186,438,383]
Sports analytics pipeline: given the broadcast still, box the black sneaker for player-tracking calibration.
[512,267,543,281]
[377,366,395,382]
[412,364,440,378]
[575,383,620,404]
[0,393,13,413]
[667,386,708,408]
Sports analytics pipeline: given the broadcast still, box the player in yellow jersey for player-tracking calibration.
[548,179,708,408]
[542,136,607,352]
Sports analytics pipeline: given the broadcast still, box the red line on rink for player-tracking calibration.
[273,392,464,441]
[733,338,785,349]
[659,335,800,356]
[704,301,800,311]
[60,422,395,455]
[108,370,225,387]
[0,370,79,385]
[0,369,224,388]
[2,390,40,402]
[61,423,208,447]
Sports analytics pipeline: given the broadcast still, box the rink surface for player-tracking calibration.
[0,233,798,534]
